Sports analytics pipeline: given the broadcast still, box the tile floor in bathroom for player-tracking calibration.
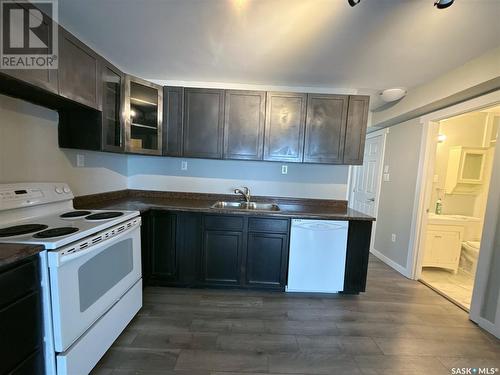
[420,267,475,310]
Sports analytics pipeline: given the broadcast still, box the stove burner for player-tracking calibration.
[60,210,92,218]
[0,224,49,237]
[85,212,124,221]
[34,227,79,238]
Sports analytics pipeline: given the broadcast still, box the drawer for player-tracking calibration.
[9,349,44,375]
[0,292,42,374]
[0,258,38,309]
[249,218,289,233]
[204,215,244,231]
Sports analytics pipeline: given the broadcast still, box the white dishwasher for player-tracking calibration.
[287,219,348,293]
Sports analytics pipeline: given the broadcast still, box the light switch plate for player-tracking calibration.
[281,165,288,175]
[181,161,188,171]
[383,173,390,182]
[384,165,389,173]
[391,234,397,242]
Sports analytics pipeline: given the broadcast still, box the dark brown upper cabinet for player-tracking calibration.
[0,67,58,95]
[343,95,370,165]
[183,88,224,159]
[124,75,163,155]
[163,86,184,157]
[58,28,100,110]
[304,94,349,164]
[223,90,266,160]
[264,92,307,163]
[100,59,125,152]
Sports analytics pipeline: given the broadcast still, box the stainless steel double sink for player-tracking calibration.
[211,201,280,212]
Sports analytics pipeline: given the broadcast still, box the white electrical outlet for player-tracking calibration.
[181,160,188,171]
[391,234,397,242]
[76,154,85,167]
[433,174,439,183]
[281,165,288,175]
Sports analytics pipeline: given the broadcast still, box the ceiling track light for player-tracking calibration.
[348,0,361,7]
[434,0,454,9]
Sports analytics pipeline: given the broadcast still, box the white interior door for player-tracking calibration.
[350,132,385,216]
[349,131,386,251]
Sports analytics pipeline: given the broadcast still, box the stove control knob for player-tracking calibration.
[63,187,71,194]
[55,187,63,194]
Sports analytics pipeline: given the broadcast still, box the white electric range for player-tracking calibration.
[0,183,143,375]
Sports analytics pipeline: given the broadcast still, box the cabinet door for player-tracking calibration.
[176,213,202,285]
[423,228,461,270]
[58,28,100,109]
[101,61,124,152]
[223,90,266,160]
[163,86,184,156]
[151,212,177,282]
[264,92,307,162]
[125,76,163,155]
[202,230,243,285]
[343,95,370,165]
[0,68,58,94]
[246,232,288,289]
[183,88,224,159]
[304,94,348,164]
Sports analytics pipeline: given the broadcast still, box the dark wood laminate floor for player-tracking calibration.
[92,257,500,375]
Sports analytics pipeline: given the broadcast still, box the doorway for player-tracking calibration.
[417,105,499,311]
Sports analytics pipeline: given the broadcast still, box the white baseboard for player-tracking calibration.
[371,248,411,278]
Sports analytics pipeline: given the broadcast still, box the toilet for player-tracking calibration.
[460,241,480,277]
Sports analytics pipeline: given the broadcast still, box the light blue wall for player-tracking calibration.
[374,118,424,269]
[128,155,350,199]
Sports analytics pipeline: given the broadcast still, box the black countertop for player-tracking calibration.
[75,191,375,222]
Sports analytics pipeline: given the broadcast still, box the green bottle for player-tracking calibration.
[435,198,443,215]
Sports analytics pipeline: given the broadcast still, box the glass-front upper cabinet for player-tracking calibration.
[101,63,124,152]
[124,75,163,155]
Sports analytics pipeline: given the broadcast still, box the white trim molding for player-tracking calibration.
[371,248,411,278]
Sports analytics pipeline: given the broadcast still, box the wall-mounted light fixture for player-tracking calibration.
[438,134,447,143]
[434,0,454,9]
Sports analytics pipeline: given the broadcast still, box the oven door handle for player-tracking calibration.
[48,218,141,267]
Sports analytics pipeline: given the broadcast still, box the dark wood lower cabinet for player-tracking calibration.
[202,230,243,286]
[145,212,290,290]
[151,211,177,282]
[343,220,373,293]
[245,232,288,289]
[0,256,44,375]
[143,211,370,294]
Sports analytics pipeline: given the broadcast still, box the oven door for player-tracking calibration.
[48,218,142,352]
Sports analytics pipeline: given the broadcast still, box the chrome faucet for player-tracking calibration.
[234,187,251,203]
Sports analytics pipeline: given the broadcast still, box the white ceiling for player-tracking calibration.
[58,0,500,92]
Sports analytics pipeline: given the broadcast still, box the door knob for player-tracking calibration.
[367,198,375,202]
